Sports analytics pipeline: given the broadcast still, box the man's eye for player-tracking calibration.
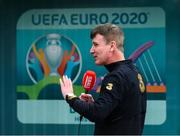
[94,43,98,46]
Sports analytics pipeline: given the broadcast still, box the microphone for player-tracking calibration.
[79,70,96,123]
[82,70,96,93]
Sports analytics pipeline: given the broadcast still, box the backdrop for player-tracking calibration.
[0,0,180,135]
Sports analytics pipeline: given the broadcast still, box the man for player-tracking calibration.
[60,23,147,135]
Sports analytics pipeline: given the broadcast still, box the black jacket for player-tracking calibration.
[66,60,147,135]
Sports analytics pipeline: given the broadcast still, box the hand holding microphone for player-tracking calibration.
[79,93,94,103]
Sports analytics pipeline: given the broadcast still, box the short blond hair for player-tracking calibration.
[90,23,124,52]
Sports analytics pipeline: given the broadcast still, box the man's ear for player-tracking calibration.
[110,41,116,52]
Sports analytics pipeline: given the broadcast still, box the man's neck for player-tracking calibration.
[106,50,125,65]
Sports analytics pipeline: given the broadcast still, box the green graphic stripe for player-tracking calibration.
[17,76,84,99]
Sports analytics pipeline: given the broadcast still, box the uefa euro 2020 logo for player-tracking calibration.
[17,33,81,100]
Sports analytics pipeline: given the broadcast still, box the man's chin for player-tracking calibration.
[95,61,104,65]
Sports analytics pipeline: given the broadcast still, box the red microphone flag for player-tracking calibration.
[82,70,96,92]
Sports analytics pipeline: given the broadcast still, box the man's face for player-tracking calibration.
[90,34,111,65]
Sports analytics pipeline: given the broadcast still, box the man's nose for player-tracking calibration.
[90,46,94,54]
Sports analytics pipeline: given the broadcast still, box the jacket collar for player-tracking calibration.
[105,59,132,72]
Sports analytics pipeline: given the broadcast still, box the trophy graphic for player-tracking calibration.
[45,34,63,76]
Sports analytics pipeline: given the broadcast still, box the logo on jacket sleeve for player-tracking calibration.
[106,83,113,91]
[137,73,145,93]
